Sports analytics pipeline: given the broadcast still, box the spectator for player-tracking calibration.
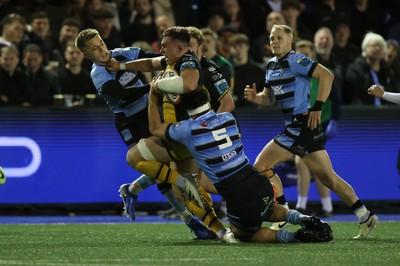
[228,33,264,107]
[201,28,235,90]
[345,32,398,105]
[57,41,97,107]
[122,0,158,47]
[17,0,65,43]
[217,25,237,59]
[332,17,360,81]
[22,44,62,106]
[0,13,27,54]
[281,0,313,42]
[314,27,344,94]
[0,45,30,106]
[48,18,82,71]
[205,5,226,33]
[151,15,173,52]
[385,39,400,88]
[92,7,122,50]
[222,0,248,34]
[27,11,57,69]
[251,11,285,67]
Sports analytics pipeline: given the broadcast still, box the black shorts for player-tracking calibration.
[115,107,151,147]
[274,113,325,157]
[214,165,275,235]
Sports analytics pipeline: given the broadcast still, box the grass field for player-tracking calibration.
[1,221,400,266]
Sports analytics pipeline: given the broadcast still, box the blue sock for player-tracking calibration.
[130,175,157,195]
[276,230,298,243]
[285,209,306,226]
[163,189,186,213]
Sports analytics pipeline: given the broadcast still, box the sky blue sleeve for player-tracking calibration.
[167,121,190,146]
[91,66,114,90]
[290,54,315,77]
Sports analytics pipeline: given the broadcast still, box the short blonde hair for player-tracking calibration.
[271,24,293,39]
[75,28,99,53]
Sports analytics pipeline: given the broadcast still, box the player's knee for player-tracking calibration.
[136,138,156,161]
[126,147,139,168]
[260,168,276,179]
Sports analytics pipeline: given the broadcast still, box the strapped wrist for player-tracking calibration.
[119,63,126,71]
[311,100,324,111]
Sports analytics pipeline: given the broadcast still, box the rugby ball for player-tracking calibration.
[0,166,5,185]
[160,69,182,105]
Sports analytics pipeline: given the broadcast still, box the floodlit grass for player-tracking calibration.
[0,222,399,265]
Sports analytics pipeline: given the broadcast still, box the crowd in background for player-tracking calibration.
[1,0,400,108]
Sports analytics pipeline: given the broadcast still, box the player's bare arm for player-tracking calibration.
[148,84,169,139]
[180,68,200,92]
[308,64,334,129]
[107,56,165,72]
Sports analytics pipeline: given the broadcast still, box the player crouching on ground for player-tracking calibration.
[148,84,333,244]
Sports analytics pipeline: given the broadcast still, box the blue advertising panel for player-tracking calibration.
[0,107,399,204]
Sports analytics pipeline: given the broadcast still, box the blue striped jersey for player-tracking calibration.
[265,51,317,125]
[166,111,249,183]
[91,47,148,116]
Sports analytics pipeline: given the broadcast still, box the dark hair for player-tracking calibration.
[186,26,203,45]
[61,17,82,30]
[92,7,115,20]
[23,43,43,56]
[162,26,190,44]
[0,13,26,28]
[30,11,49,23]
[180,87,210,113]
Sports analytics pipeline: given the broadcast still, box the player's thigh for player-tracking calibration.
[141,136,173,163]
[254,140,294,170]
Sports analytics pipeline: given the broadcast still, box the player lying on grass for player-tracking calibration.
[148,85,333,243]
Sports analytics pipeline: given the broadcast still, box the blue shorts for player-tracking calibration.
[214,165,275,237]
[274,113,325,157]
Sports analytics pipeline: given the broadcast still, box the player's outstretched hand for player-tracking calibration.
[244,83,257,103]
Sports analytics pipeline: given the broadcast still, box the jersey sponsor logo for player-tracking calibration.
[208,66,216,72]
[118,71,137,87]
[260,196,273,216]
[271,85,283,94]
[212,73,223,81]
[298,57,311,66]
[221,150,237,162]
[181,60,197,71]
[215,79,229,92]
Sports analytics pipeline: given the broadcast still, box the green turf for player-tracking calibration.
[0,222,399,265]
